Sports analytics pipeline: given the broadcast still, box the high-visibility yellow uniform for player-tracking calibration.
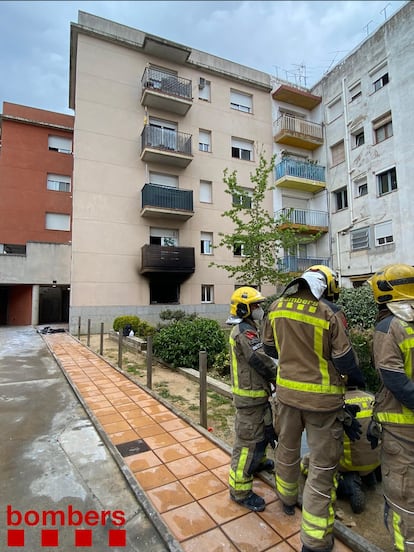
[372,311,414,552]
[340,389,380,476]
[263,287,364,552]
[228,320,276,501]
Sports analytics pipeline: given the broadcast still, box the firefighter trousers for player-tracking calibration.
[275,402,343,552]
[229,403,269,500]
[381,429,414,552]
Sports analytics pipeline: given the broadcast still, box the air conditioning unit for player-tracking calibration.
[199,77,206,89]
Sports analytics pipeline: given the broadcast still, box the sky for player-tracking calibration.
[0,0,407,115]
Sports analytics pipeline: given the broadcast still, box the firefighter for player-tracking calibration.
[227,286,278,512]
[262,265,365,552]
[368,264,414,552]
[337,388,381,514]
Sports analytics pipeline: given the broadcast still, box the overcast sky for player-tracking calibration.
[0,0,407,115]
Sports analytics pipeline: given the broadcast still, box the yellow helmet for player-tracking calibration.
[368,264,414,304]
[304,265,340,301]
[230,286,266,318]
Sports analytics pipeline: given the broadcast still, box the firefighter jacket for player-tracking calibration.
[372,311,414,439]
[262,288,363,412]
[340,389,381,475]
[229,319,276,409]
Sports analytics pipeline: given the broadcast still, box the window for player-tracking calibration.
[150,281,179,304]
[230,90,252,113]
[201,285,214,303]
[232,187,252,208]
[334,187,348,211]
[231,138,253,161]
[354,176,368,197]
[198,78,211,101]
[149,172,178,188]
[149,227,178,246]
[351,227,369,251]
[199,130,211,152]
[373,72,389,92]
[45,213,70,231]
[373,113,393,144]
[352,130,365,148]
[377,167,397,195]
[48,135,72,154]
[233,243,248,256]
[375,221,393,246]
[327,97,343,122]
[200,232,213,254]
[47,174,71,192]
[200,180,212,203]
[331,141,345,166]
[349,82,362,102]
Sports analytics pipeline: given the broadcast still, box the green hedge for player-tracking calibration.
[153,317,226,369]
[112,315,156,337]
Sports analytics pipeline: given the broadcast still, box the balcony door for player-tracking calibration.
[149,171,178,189]
[149,227,178,247]
[149,117,177,150]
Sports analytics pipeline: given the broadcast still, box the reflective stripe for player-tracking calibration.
[276,374,344,395]
[399,336,414,380]
[302,507,334,541]
[229,446,253,492]
[376,410,414,424]
[392,509,405,552]
[268,309,343,394]
[275,474,298,499]
[229,335,267,398]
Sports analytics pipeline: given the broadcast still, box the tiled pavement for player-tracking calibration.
[44,332,354,552]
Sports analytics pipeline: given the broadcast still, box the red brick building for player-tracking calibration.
[0,102,74,325]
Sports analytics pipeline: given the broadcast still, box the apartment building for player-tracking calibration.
[0,103,73,325]
[310,0,414,286]
[68,12,275,333]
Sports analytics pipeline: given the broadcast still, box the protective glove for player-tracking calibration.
[367,419,381,450]
[264,424,278,449]
[346,372,366,390]
[342,404,362,442]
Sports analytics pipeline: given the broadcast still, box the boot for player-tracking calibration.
[348,473,365,514]
[230,491,265,512]
[282,503,296,515]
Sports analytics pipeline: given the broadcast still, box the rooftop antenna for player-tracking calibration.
[380,3,391,20]
[292,63,307,87]
[364,20,374,36]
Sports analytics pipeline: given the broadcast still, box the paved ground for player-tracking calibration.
[0,326,168,551]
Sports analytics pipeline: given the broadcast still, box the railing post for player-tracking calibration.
[199,351,208,428]
[118,327,123,369]
[146,335,153,389]
[87,319,91,347]
[78,316,81,340]
[99,323,104,355]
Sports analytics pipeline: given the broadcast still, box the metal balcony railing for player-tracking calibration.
[276,208,328,228]
[141,244,195,274]
[278,256,330,273]
[275,159,325,183]
[141,67,192,100]
[141,125,192,155]
[142,183,193,212]
[274,114,323,141]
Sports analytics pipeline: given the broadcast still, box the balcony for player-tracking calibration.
[140,125,193,167]
[141,67,193,115]
[278,256,330,274]
[272,84,321,110]
[140,244,195,275]
[274,114,323,150]
[276,208,328,234]
[275,158,326,193]
[141,183,194,220]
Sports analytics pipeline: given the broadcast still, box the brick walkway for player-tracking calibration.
[44,332,354,552]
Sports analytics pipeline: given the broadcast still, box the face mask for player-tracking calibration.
[252,306,264,321]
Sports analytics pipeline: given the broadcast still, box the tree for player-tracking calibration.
[209,152,317,289]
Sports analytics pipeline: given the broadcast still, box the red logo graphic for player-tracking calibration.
[6,505,126,548]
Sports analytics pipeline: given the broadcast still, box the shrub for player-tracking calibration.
[349,327,380,393]
[113,315,156,338]
[337,285,377,330]
[153,318,226,369]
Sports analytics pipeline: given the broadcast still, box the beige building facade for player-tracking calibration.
[69,12,275,333]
